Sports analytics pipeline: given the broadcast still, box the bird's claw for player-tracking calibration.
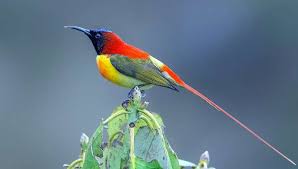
[126,86,148,109]
[128,86,139,99]
[128,86,145,99]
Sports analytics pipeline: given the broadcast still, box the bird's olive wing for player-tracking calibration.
[109,55,178,90]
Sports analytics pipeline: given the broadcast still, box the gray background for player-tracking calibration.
[0,0,297,168]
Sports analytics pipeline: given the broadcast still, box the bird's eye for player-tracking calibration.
[95,34,101,39]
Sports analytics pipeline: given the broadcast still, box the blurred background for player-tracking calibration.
[0,0,297,168]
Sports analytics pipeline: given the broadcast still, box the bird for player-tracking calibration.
[64,26,296,166]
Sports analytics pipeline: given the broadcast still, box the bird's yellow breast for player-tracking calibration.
[96,55,144,88]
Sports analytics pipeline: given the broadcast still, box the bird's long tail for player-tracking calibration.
[182,83,296,166]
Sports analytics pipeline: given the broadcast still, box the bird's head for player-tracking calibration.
[65,26,124,55]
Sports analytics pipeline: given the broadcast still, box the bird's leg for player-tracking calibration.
[125,85,149,110]
[128,87,136,99]
[137,84,147,98]
[128,85,147,99]
[128,86,140,99]
[124,86,141,109]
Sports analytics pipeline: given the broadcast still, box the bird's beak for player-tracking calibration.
[64,26,91,38]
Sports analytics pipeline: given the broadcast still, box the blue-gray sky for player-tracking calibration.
[0,0,297,168]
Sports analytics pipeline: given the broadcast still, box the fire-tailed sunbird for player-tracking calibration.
[65,26,295,165]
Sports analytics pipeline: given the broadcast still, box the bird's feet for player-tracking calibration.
[128,86,146,100]
[122,86,149,110]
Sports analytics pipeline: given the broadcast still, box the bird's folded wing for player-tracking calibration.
[109,54,178,90]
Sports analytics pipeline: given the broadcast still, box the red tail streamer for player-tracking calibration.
[183,83,296,166]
